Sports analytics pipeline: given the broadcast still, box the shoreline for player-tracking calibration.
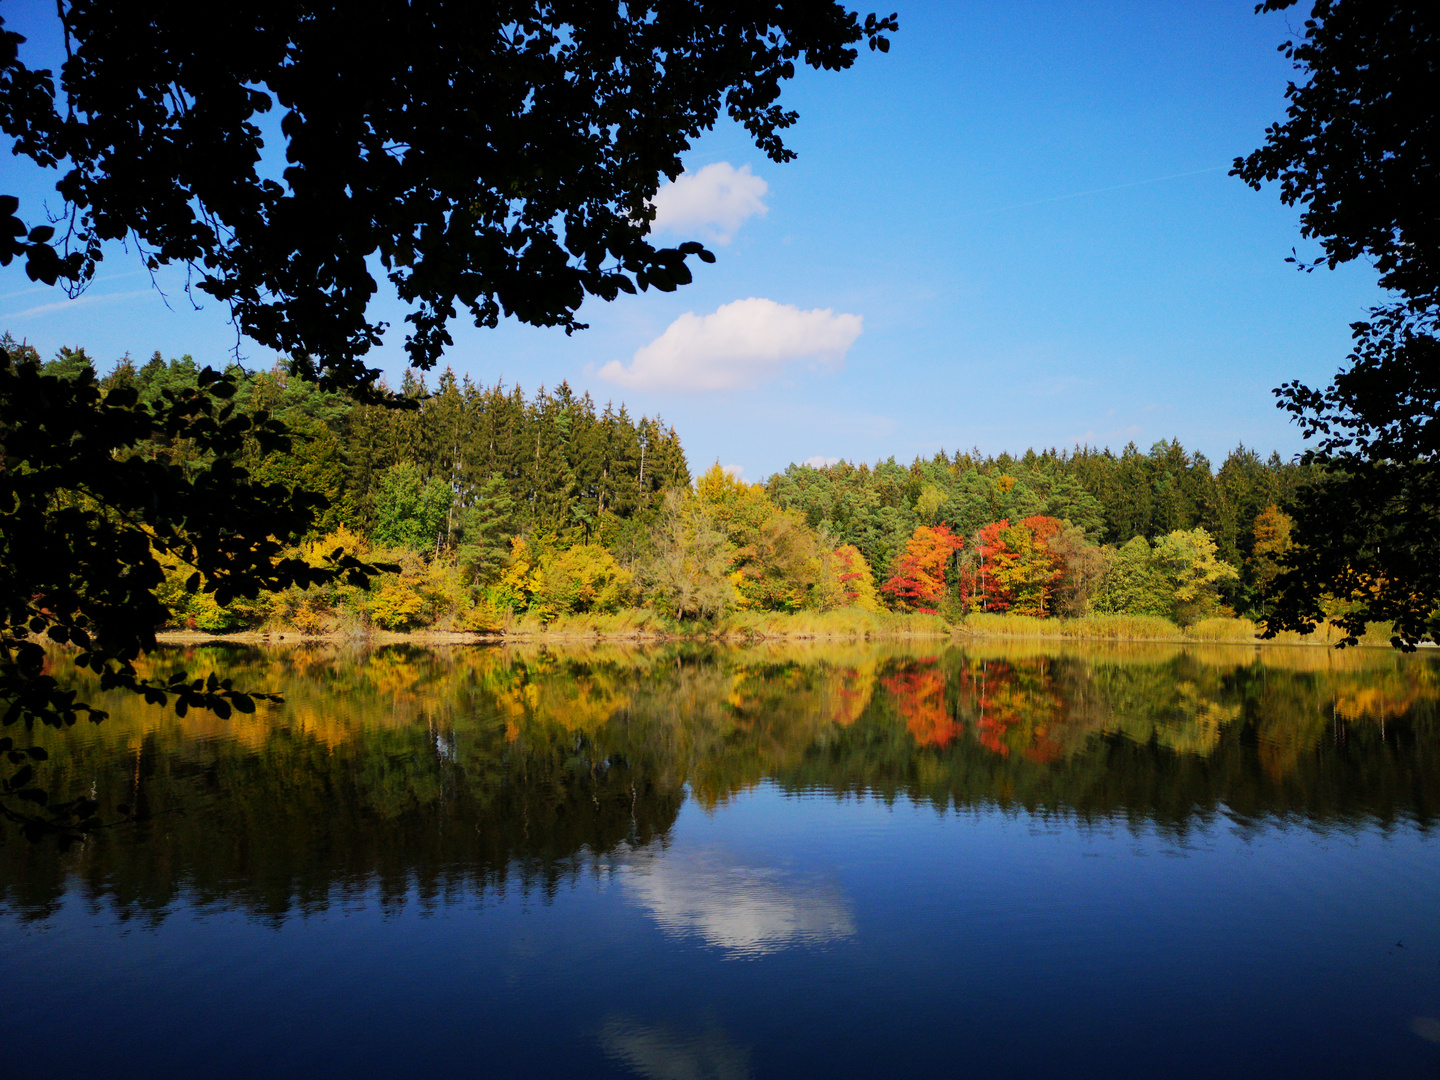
[957,632,1424,649]
[153,625,1425,649]
[153,628,956,646]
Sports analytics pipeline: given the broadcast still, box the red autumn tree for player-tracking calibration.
[881,525,963,613]
[962,519,1018,613]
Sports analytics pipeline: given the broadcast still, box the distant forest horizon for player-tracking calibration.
[8,335,1309,631]
[8,332,1301,487]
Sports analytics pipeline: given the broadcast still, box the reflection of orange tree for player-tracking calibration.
[881,660,959,748]
[881,526,963,614]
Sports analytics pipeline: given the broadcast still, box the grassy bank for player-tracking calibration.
[714,608,951,640]
[155,608,1412,648]
[156,607,955,645]
[503,607,950,641]
[958,612,1404,646]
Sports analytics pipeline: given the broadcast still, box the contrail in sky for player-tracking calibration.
[988,165,1229,213]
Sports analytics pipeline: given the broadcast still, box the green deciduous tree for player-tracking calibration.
[640,492,736,622]
[1152,528,1241,626]
[1095,529,1240,625]
[371,462,452,554]
[1094,537,1169,618]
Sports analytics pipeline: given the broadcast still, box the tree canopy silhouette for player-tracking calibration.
[2,1,895,393]
[0,1,897,840]
[1234,0,1439,646]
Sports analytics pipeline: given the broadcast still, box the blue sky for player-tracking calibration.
[0,1,1386,481]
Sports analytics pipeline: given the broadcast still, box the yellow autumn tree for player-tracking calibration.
[532,544,635,616]
[693,463,827,611]
[823,544,882,612]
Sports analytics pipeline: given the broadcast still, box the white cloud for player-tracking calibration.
[721,463,746,479]
[650,162,768,244]
[598,297,863,393]
[803,456,840,468]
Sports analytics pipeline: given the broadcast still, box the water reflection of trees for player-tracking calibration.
[3,642,1437,922]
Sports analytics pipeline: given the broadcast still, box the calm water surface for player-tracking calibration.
[3,641,1440,1078]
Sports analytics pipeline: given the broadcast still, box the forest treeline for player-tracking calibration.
[16,340,1320,633]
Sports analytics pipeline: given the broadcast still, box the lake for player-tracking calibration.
[3,641,1440,1078]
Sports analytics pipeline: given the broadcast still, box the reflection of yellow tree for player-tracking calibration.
[1146,682,1236,756]
[689,658,882,806]
[1073,660,1239,757]
[1337,684,1417,725]
[828,662,878,728]
[1253,662,1436,781]
[499,672,630,741]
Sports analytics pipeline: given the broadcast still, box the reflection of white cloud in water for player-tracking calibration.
[600,1017,751,1080]
[1412,1016,1440,1043]
[620,848,855,959]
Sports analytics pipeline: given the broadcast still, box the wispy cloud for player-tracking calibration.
[0,269,145,306]
[650,162,768,244]
[1067,424,1142,448]
[802,455,840,468]
[598,297,862,393]
[1,289,152,322]
[988,165,1226,214]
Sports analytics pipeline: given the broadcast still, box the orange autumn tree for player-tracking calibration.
[881,525,964,613]
[1248,503,1294,598]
